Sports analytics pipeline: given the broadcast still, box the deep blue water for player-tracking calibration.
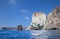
[0,30,31,39]
[0,30,60,39]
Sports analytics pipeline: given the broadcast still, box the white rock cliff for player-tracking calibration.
[28,12,46,30]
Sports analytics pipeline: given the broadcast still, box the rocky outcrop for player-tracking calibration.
[43,6,60,30]
[30,12,46,30]
[17,25,23,30]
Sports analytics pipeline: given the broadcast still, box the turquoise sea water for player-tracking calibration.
[0,30,60,39]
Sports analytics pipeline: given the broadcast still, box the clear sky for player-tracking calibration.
[0,0,60,28]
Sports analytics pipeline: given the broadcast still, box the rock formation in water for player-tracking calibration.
[43,6,60,30]
[17,25,23,30]
[27,12,46,30]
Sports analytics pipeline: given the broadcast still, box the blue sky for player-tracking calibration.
[0,0,60,28]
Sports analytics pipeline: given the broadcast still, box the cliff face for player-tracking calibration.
[43,7,60,30]
[30,12,46,30]
[26,6,60,30]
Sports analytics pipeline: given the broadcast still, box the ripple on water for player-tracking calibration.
[0,30,60,39]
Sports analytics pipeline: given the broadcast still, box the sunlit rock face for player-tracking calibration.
[30,12,46,30]
[43,6,60,30]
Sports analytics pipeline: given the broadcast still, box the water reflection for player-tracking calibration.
[31,30,60,39]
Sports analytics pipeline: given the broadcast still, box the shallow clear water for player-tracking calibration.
[0,30,60,39]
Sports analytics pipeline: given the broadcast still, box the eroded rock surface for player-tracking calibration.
[30,12,46,30]
[43,7,60,30]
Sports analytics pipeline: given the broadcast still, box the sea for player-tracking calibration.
[0,30,60,39]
